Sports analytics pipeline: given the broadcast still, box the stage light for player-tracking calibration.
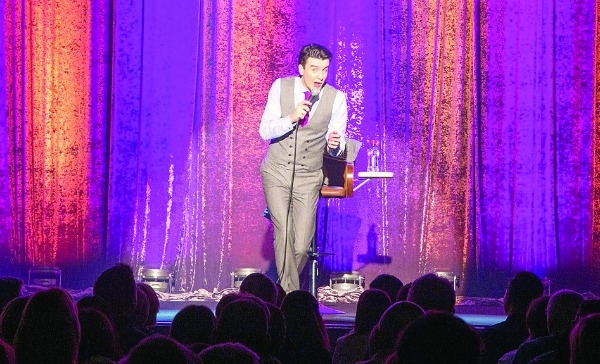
[230,268,261,288]
[329,271,365,291]
[140,268,174,293]
[28,266,62,287]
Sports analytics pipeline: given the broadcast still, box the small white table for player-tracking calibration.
[355,171,394,191]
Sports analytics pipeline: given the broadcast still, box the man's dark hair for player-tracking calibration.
[298,44,332,66]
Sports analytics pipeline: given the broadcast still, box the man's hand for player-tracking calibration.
[290,100,312,123]
[327,131,341,149]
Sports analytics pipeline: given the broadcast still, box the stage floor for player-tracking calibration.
[156,293,507,331]
[24,284,507,331]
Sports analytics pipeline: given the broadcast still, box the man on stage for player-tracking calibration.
[259,43,348,293]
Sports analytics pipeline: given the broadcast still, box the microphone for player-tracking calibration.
[307,88,320,110]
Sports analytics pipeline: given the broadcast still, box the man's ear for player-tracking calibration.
[298,64,304,76]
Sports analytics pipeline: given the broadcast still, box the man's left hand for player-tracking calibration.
[327,131,341,150]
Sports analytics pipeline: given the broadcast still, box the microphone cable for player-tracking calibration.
[276,83,321,287]
[277,120,301,286]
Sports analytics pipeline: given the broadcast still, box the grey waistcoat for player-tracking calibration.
[264,76,337,173]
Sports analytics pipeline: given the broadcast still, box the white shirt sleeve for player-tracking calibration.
[259,78,348,157]
[326,91,348,156]
[259,79,295,141]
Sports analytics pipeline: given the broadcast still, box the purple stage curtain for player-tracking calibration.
[0,0,597,295]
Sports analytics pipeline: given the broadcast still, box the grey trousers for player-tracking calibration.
[261,162,323,292]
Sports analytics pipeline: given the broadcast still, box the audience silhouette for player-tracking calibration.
[239,272,279,305]
[0,278,24,314]
[215,292,244,318]
[264,302,286,363]
[392,311,480,364]
[131,285,150,333]
[169,304,215,346]
[0,296,28,346]
[198,342,259,364]
[358,300,424,364]
[511,289,584,364]
[498,295,550,364]
[368,274,403,303]
[94,264,152,355]
[279,290,331,363]
[212,297,270,361]
[332,289,391,364]
[407,273,455,313]
[395,282,411,302]
[120,336,197,364]
[479,271,544,364]
[78,307,120,363]
[2,266,600,363]
[136,282,160,331]
[13,287,80,364]
[569,313,600,364]
[0,338,15,364]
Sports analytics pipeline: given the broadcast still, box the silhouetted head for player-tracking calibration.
[394,311,479,364]
[569,313,600,364]
[213,298,269,357]
[396,282,412,301]
[576,299,600,321]
[503,271,544,316]
[93,263,137,315]
[526,295,550,339]
[265,302,286,356]
[407,274,456,313]
[77,294,113,321]
[370,274,403,302]
[0,277,24,313]
[170,304,215,345]
[137,282,160,328]
[368,301,425,357]
[280,290,330,351]
[78,307,119,362]
[13,288,80,364]
[0,296,29,345]
[215,292,244,318]
[121,336,197,364]
[239,273,278,305]
[131,284,149,328]
[547,289,584,335]
[275,283,286,307]
[198,342,259,364]
[0,338,15,364]
[354,289,391,334]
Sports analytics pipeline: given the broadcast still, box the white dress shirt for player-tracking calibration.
[259,77,347,154]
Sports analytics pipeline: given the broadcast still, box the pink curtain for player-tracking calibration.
[0,0,597,296]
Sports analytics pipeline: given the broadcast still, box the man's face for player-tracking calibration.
[299,57,330,90]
